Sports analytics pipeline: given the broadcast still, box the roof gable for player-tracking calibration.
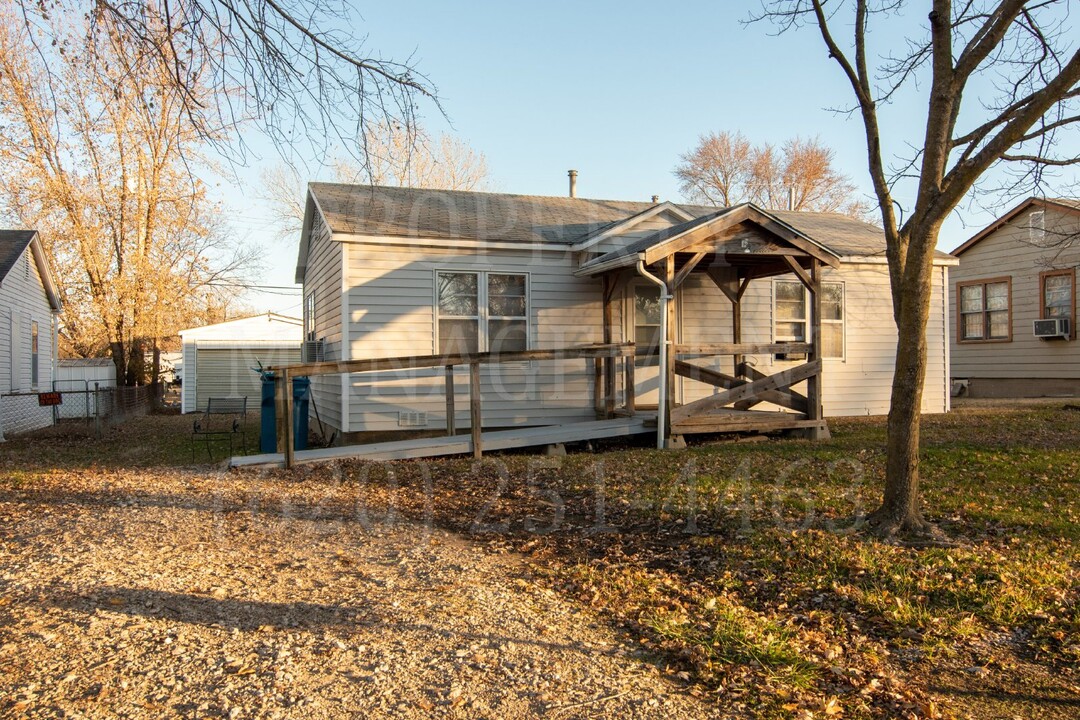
[179,312,302,338]
[953,197,1080,256]
[578,204,842,276]
[570,201,696,251]
[0,230,63,312]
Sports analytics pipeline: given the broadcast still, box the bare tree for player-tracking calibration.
[755,1,1080,537]
[675,131,870,217]
[11,0,438,167]
[261,123,491,238]
[0,10,253,384]
[674,131,755,206]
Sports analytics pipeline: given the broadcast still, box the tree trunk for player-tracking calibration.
[868,230,938,537]
[109,340,128,388]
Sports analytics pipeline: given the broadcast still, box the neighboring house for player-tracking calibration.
[950,197,1080,398]
[179,313,302,413]
[294,183,955,439]
[0,230,63,435]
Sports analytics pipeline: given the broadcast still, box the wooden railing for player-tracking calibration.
[268,343,638,469]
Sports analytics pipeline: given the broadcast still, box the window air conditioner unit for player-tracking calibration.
[302,339,325,362]
[1034,318,1070,339]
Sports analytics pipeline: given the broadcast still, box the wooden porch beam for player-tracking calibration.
[672,342,811,355]
[781,255,814,291]
[673,251,708,289]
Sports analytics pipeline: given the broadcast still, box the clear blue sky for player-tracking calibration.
[224,1,1077,314]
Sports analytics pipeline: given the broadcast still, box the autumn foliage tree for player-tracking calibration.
[0,10,252,384]
[756,1,1080,537]
[675,131,870,217]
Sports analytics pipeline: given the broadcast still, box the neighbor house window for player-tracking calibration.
[632,284,662,367]
[436,271,528,354]
[958,278,1011,342]
[773,280,844,358]
[1040,269,1075,337]
[31,320,38,389]
[1029,209,1045,243]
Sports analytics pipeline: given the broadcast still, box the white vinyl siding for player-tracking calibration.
[301,213,343,429]
[678,264,948,417]
[343,243,601,432]
[193,346,301,412]
[0,243,56,434]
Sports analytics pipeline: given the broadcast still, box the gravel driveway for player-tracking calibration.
[0,467,722,719]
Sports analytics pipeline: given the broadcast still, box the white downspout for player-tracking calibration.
[636,259,670,450]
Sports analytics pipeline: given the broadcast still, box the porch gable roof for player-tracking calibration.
[575,203,842,277]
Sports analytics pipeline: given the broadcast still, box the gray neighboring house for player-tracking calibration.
[0,230,63,435]
[950,197,1080,398]
[295,183,955,437]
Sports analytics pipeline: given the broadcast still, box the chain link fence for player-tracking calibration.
[0,383,164,439]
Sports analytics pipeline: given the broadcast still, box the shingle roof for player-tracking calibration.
[0,230,35,283]
[306,184,946,261]
[309,183,653,244]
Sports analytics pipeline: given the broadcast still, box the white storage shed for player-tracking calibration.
[179,313,303,414]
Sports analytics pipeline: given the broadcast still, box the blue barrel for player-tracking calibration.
[259,374,311,452]
[260,372,277,453]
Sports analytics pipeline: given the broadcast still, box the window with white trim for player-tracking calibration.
[304,291,316,341]
[31,320,39,389]
[437,271,528,354]
[1029,209,1045,244]
[773,280,844,358]
[632,283,662,367]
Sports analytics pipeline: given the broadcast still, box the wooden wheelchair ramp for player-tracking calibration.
[229,416,653,469]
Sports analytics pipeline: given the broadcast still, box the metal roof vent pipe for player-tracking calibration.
[568,169,578,198]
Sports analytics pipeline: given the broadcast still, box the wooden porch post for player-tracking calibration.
[602,274,617,418]
[445,365,456,436]
[807,258,827,440]
[664,256,682,448]
[283,369,295,469]
[275,372,287,455]
[469,361,483,459]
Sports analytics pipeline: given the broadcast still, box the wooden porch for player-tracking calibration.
[585,204,840,446]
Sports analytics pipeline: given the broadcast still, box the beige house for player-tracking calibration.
[293,183,953,445]
[950,197,1080,398]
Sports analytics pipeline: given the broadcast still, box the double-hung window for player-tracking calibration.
[1040,269,1075,338]
[958,278,1011,342]
[304,292,316,342]
[773,280,844,358]
[437,271,528,354]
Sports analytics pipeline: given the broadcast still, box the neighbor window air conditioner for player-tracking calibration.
[302,339,325,362]
[1033,318,1070,339]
